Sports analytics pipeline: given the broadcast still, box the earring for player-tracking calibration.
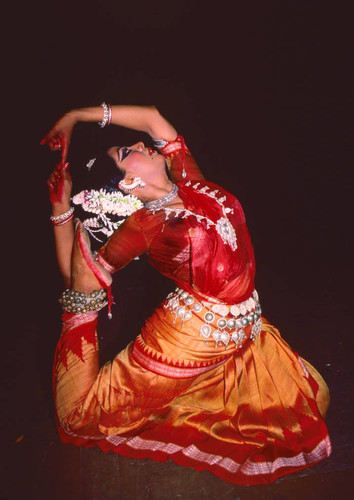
[119,177,146,192]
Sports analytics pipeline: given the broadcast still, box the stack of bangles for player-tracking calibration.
[50,207,75,226]
[98,102,112,128]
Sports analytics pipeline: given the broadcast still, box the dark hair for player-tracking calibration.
[74,150,124,193]
[72,150,127,250]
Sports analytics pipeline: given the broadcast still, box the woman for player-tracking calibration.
[42,103,331,485]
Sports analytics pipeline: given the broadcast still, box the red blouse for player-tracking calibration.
[98,138,256,304]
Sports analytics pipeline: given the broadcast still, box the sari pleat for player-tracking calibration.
[53,298,331,485]
[53,136,330,484]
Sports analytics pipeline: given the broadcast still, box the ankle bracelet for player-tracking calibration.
[59,289,108,314]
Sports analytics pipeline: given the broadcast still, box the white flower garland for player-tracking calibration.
[72,189,143,241]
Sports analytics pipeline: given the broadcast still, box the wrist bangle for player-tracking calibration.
[98,102,111,128]
[152,138,169,149]
[107,104,112,126]
[50,207,74,222]
[51,212,74,226]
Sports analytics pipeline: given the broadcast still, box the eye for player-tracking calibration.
[120,147,132,161]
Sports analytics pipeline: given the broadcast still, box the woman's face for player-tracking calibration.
[106,142,166,193]
[107,142,162,172]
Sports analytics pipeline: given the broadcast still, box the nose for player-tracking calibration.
[131,141,145,151]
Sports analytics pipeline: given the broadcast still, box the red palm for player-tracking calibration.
[47,162,72,205]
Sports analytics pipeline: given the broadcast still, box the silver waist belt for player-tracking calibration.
[164,288,262,350]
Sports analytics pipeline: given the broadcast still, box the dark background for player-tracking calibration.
[4,0,352,355]
[1,0,353,498]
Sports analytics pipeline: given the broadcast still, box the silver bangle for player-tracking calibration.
[108,104,112,125]
[98,102,111,128]
[152,138,169,149]
[50,207,74,222]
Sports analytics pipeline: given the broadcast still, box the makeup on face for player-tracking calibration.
[119,147,133,162]
[119,145,158,163]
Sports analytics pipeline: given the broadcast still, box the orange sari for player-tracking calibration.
[53,138,331,485]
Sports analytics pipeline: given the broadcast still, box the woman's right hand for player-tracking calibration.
[47,162,72,212]
[41,111,77,165]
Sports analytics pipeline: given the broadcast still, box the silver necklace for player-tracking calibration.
[144,183,179,211]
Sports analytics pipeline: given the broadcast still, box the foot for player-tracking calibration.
[71,221,112,294]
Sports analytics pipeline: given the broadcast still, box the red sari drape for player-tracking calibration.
[53,137,331,485]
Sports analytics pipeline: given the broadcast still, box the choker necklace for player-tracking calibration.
[144,184,179,211]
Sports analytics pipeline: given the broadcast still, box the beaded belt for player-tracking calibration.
[164,288,262,350]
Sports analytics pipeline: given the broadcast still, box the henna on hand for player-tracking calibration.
[47,162,72,205]
[40,112,76,165]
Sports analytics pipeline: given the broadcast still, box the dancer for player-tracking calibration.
[42,103,331,485]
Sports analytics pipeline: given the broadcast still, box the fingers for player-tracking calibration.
[41,119,73,165]
[40,127,57,145]
[61,139,69,166]
[40,130,52,145]
[47,162,71,204]
[62,162,72,182]
[47,163,63,185]
[49,136,62,152]
[40,130,62,151]
[47,172,60,191]
[47,162,71,188]
[42,133,69,166]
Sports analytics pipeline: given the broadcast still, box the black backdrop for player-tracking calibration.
[2,0,353,399]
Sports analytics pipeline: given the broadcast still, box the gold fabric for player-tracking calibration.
[54,300,330,484]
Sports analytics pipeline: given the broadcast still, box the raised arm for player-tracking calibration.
[41,105,177,165]
[47,162,74,287]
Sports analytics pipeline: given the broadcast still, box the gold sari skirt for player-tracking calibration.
[53,295,331,485]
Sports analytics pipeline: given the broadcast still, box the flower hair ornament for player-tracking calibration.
[72,188,143,242]
[119,177,146,192]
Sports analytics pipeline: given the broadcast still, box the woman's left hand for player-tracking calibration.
[41,111,77,165]
[47,162,72,207]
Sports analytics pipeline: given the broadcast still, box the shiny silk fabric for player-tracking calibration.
[97,181,256,304]
[53,138,331,485]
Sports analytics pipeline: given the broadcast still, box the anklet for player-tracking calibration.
[59,289,108,314]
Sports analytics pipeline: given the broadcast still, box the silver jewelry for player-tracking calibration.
[164,288,262,350]
[107,104,112,125]
[144,183,179,210]
[98,102,111,128]
[51,214,74,227]
[152,138,168,149]
[50,207,74,222]
[59,288,108,314]
[86,158,96,170]
[152,136,187,178]
[119,177,146,192]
